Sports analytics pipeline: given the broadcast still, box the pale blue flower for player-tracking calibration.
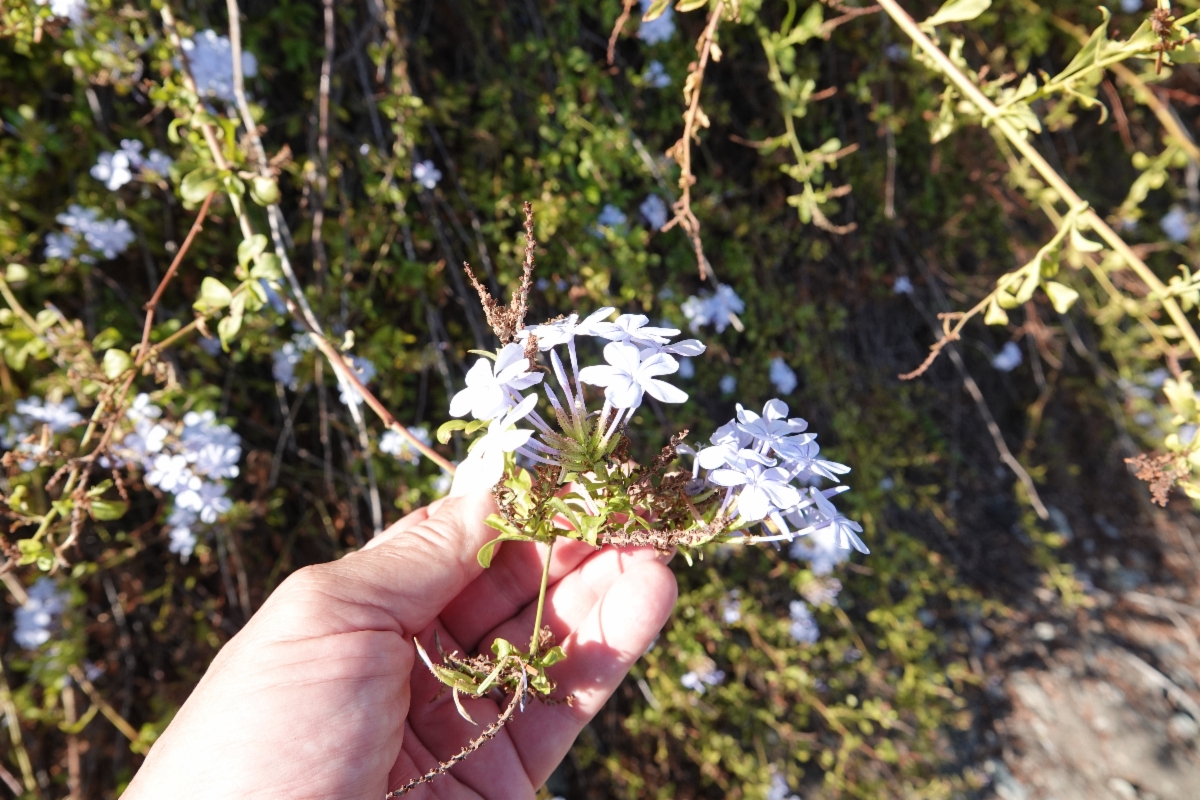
[380,426,431,465]
[1161,206,1191,243]
[719,374,737,395]
[14,579,69,649]
[769,357,798,394]
[638,0,675,43]
[788,599,819,644]
[450,343,543,420]
[642,60,672,88]
[176,480,232,524]
[181,30,259,103]
[337,356,378,407]
[991,341,1022,372]
[640,193,668,229]
[682,284,745,333]
[413,160,441,190]
[680,665,724,694]
[579,341,687,409]
[595,203,628,233]
[894,275,914,294]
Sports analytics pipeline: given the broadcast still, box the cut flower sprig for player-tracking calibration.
[399,202,867,795]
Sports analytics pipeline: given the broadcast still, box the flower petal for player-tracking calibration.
[638,352,679,377]
[644,377,687,404]
[603,341,642,374]
[494,342,526,374]
[737,486,770,521]
[708,468,749,487]
[463,357,495,388]
[448,387,475,418]
[763,399,789,420]
[579,364,620,387]
[607,378,643,409]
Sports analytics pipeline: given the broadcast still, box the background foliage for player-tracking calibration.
[2,0,1198,797]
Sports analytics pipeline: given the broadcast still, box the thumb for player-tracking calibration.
[273,491,499,639]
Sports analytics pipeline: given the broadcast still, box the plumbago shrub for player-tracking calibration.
[3,0,1200,797]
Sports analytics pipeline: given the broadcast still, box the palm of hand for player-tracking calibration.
[124,493,676,800]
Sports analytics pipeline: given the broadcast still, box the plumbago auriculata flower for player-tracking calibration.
[393,203,866,796]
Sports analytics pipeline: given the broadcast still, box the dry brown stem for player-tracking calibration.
[463,201,537,343]
[386,690,523,797]
[607,0,638,65]
[662,1,727,280]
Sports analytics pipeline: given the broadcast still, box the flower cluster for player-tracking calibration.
[681,283,745,334]
[642,60,672,88]
[680,663,725,694]
[788,599,819,645]
[14,578,69,650]
[109,395,241,561]
[640,193,668,230]
[638,0,675,44]
[337,355,377,408]
[679,398,867,551]
[91,139,173,191]
[180,30,258,103]
[45,205,135,263]
[1,397,84,471]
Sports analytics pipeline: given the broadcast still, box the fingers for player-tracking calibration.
[504,558,677,787]
[398,549,674,797]
[436,538,599,653]
[275,491,500,639]
[476,545,666,657]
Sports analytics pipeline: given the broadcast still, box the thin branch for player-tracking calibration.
[287,300,456,475]
[386,691,522,797]
[66,665,140,743]
[311,0,335,275]
[662,1,726,280]
[607,0,637,65]
[877,0,1200,362]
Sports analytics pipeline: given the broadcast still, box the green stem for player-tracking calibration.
[528,537,556,658]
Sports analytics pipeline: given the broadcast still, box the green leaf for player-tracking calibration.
[436,418,487,444]
[477,529,536,567]
[101,348,133,380]
[1069,225,1103,253]
[217,292,247,350]
[491,637,516,659]
[89,498,129,521]
[91,327,121,351]
[193,277,233,313]
[642,0,670,22]
[1014,265,1041,304]
[1050,8,1111,85]
[1043,281,1080,313]
[984,299,1009,326]
[223,174,246,197]
[249,253,282,281]
[921,0,991,29]
[675,0,708,12]
[538,646,567,667]
[237,234,269,268]
[180,166,221,204]
[249,176,281,206]
[5,263,30,283]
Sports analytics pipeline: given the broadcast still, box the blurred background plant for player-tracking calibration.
[4,0,1200,797]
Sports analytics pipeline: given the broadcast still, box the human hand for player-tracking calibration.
[123,491,677,800]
